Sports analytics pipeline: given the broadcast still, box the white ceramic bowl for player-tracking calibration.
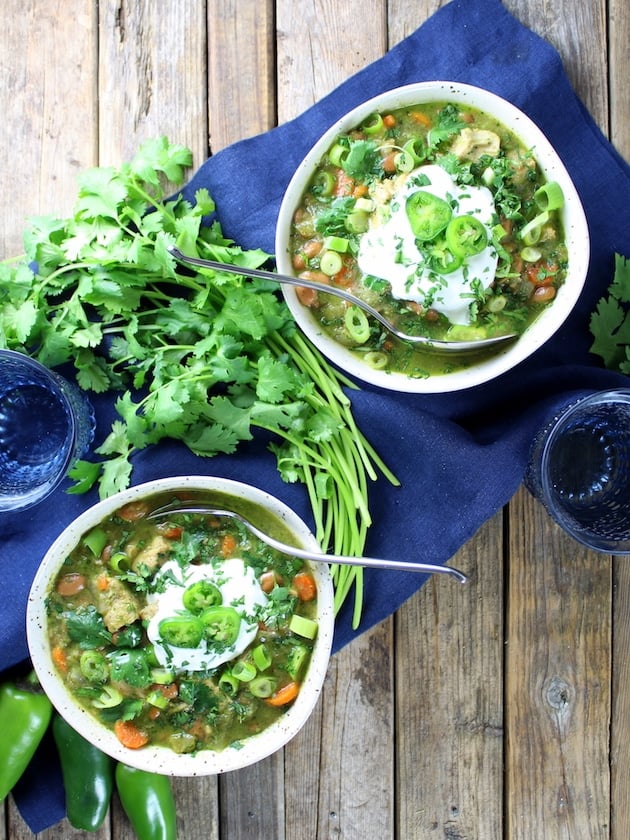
[27,476,334,775]
[275,81,590,394]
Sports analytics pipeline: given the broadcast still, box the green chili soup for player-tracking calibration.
[45,490,319,754]
[288,100,568,377]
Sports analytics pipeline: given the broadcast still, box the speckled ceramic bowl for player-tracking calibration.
[275,81,589,393]
[27,476,334,775]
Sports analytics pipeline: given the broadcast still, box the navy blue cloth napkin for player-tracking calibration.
[4,0,630,831]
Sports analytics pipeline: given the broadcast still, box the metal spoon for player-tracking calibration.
[168,247,517,353]
[147,502,467,583]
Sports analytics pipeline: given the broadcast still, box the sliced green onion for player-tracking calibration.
[232,661,257,682]
[147,689,169,710]
[394,150,415,173]
[252,644,272,671]
[249,676,278,698]
[361,113,384,134]
[289,614,319,640]
[518,210,549,245]
[109,551,130,573]
[344,306,370,344]
[364,350,388,370]
[402,138,427,165]
[535,181,564,211]
[218,672,239,695]
[520,246,542,263]
[92,685,123,709]
[82,527,107,557]
[329,142,349,167]
[487,294,507,313]
[312,170,335,196]
[320,250,343,276]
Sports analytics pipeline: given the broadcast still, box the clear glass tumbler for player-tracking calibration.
[525,389,630,554]
[0,350,95,512]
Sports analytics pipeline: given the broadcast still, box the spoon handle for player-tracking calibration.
[148,503,468,584]
[168,247,514,351]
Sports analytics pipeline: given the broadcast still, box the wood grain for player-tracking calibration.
[506,487,612,839]
[1,1,628,839]
[0,0,97,257]
[396,513,504,839]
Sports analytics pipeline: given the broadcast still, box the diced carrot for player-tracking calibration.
[410,110,432,128]
[96,574,110,592]
[114,719,149,749]
[57,573,87,596]
[220,533,238,557]
[383,113,396,128]
[52,646,68,672]
[265,681,300,707]
[161,525,183,540]
[292,571,317,601]
[352,183,369,199]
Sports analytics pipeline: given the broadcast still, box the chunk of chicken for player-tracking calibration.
[89,574,142,633]
[127,534,174,574]
[450,128,501,162]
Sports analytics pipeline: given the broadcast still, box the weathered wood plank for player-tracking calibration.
[207,0,276,151]
[0,0,97,257]
[505,487,611,839]
[396,514,504,839]
[503,0,608,127]
[609,0,630,160]
[274,4,396,838]
[608,5,630,836]
[276,0,387,121]
[97,0,207,169]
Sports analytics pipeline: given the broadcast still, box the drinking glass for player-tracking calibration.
[525,389,630,554]
[0,350,95,512]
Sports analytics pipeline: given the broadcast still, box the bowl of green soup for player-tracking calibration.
[27,476,334,775]
[275,81,589,393]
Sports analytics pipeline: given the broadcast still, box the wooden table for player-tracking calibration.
[1,1,628,838]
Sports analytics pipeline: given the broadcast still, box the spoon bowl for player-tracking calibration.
[148,499,468,583]
[169,247,517,353]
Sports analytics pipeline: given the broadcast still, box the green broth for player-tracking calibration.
[46,490,319,754]
[288,101,568,378]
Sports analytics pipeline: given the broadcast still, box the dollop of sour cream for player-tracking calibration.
[357,164,498,325]
[146,558,268,673]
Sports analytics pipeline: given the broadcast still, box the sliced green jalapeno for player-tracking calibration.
[182,580,222,614]
[427,242,463,274]
[199,606,241,647]
[445,215,488,257]
[406,190,452,241]
[158,614,204,648]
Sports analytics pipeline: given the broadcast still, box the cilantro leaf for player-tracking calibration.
[589,254,630,371]
[63,606,112,649]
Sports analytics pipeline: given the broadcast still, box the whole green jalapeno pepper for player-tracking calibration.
[115,762,177,840]
[52,713,115,831]
[0,671,53,802]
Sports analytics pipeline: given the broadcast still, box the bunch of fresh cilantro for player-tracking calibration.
[589,253,630,372]
[0,136,398,626]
